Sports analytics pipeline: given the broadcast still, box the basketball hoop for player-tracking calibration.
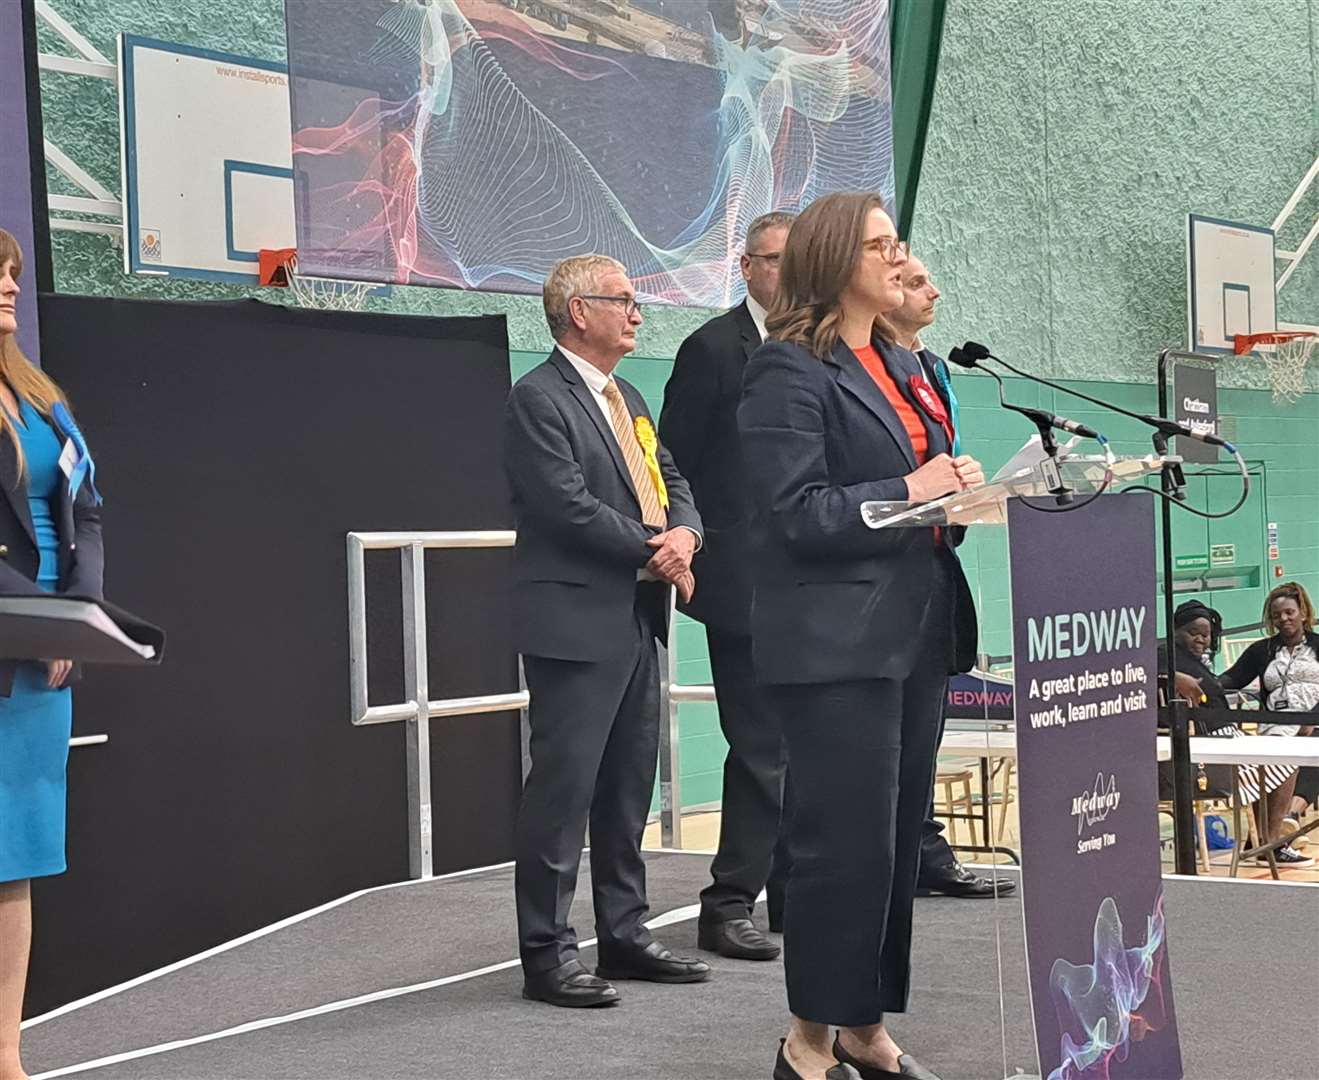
[1233,331,1315,404]
[258,248,373,313]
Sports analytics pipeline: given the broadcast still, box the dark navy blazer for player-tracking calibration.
[504,349,701,662]
[737,335,977,686]
[658,300,760,635]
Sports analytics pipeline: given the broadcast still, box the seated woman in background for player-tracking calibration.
[1221,582,1319,839]
[1162,599,1306,864]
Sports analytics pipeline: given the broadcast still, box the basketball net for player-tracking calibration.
[1233,332,1315,404]
[258,249,373,312]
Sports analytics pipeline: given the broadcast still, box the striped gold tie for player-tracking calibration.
[603,378,666,528]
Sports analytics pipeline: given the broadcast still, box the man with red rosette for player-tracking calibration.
[888,253,1015,901]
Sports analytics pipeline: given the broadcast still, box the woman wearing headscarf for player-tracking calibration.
[1165,598,1305,864]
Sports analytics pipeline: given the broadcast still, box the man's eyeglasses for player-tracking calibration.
[576,294,643,317]
[864,237,910,263]
[744,252,783,266]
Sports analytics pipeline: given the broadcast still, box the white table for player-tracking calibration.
[939,729,1319,877]
[940,730,1319,768]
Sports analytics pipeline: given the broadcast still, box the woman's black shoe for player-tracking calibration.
[832,1035,942,1079]
[773,1041,800,1080]
[774,1039,862,1079]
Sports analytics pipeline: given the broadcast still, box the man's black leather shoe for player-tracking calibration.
[916,862,1016,898]
[522,958,620,1008]
[596,940,712,983]
[698,917,781,960]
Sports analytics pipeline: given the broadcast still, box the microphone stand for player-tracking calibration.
[1156,349,1208,877]
[976,345,1233,877]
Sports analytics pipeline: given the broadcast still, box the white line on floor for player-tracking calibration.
[31,903,704,1079]
[1163,869,1319,888]
[21,861,512,1030]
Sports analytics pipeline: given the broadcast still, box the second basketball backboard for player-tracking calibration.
[118,35,295,283]
[1186,213,1276,353]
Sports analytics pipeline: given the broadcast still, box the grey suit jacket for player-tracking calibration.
[504,349,701,661]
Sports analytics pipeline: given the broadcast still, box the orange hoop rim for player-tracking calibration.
[1233,331,1316,355]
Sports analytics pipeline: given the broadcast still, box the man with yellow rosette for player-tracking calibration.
[505,254,707,1009]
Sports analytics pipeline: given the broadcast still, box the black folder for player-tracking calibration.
[0,595,165,664]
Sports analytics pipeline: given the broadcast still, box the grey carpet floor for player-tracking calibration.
[24,857,1319,1080]
[23,852,702,1072]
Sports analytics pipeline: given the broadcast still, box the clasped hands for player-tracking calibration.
[44,659,72,689]
[646,528,697,603]
[904,453,985,503]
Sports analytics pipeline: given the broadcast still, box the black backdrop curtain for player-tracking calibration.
[26,295,518,1015]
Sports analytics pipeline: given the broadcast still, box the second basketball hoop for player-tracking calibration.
[1233,331,1316,404]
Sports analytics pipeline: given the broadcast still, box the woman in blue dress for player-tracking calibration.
[0,228,104,1080]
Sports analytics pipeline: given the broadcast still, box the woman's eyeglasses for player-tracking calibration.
[863,237,910,263]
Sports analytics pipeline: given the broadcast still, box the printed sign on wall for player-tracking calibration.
[1009,496,1183,1080]
[1173,363,1219,465]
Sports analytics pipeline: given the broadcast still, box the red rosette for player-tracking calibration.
[908,374,954,446]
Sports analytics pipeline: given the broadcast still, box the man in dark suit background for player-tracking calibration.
[659,212,795,960]
[889,253,1016,900]
[505,254,710,1008]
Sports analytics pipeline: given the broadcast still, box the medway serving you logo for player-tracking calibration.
[1072,772,1121,836]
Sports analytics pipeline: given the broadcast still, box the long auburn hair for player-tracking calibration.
[0,228,68,480]
[765,191,899,359]
[1263,581,1315,636]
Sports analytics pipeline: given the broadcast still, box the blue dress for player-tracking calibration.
[0,400,74,881]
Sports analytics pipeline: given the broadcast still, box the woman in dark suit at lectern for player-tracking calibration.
[737,195,982,1080]
[0,227,104,1080]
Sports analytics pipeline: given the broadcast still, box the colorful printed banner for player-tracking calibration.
[284,0,895,306]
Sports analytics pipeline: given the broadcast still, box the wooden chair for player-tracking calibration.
[1220,636,1256,668]
[972,756,1016,842]
[1156,797,1236,873]
[933,761,977,845]
[1156,707,1258,873]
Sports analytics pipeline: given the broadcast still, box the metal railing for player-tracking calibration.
[347,530,528,880]
[347,529,714,875]
[658,589,714,850]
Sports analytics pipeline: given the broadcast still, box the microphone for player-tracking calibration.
[1049,414,1102,440]
[950,343,1103,441]
[946,343,987,369]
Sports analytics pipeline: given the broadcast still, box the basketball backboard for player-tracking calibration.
[118,35,295,283]
[1186,213,1276,353]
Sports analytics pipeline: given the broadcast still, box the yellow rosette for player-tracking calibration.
[632,415,669,509]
